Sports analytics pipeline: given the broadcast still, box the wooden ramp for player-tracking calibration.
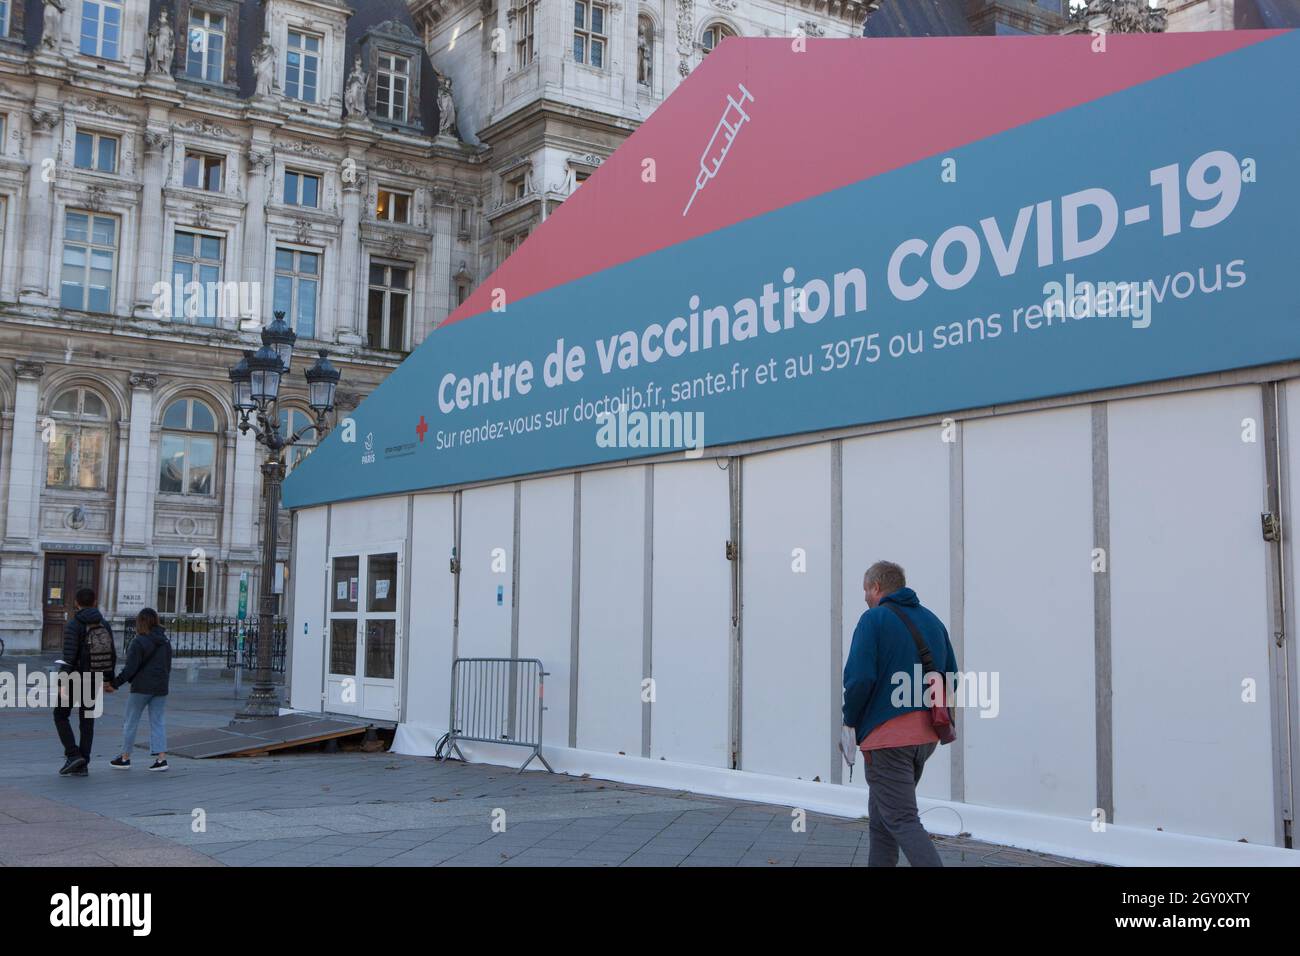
[166,714,371,758]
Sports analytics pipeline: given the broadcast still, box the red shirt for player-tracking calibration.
[859,710,938,751]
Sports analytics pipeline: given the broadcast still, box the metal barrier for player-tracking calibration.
[442,657,553,772]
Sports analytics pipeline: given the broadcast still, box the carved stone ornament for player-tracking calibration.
[334,389,362,411]
[129,372,159,390]
[147,8,176,75]
[15,360,45,379]
[293,219,311,244]
[1078,0,1168,33]
[71,96,129,118]
[173,118,235,140]
[384,234,407,258]
[252,33,277,98]
[143,130,170,154]
[374,155,420,177]
[193,202,213,229]
[286,140,341,162]
[40,0,65,51]
[30,108,61,133]
[344,54,369,118]
[85,185,108,212]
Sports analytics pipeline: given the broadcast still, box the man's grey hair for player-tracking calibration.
[864,560,906,595]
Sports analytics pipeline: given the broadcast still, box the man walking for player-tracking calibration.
[843,561,958,867]
[53,587,115,776]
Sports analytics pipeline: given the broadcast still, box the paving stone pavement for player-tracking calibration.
[0,656,1092,868]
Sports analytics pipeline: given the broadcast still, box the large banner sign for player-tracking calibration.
[283,31,1300,510]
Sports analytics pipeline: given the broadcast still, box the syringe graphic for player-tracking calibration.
[682,82,754,217]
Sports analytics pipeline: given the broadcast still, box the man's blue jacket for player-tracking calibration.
[842,587,959,745]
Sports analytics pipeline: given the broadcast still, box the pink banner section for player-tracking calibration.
[447,31,1279,328]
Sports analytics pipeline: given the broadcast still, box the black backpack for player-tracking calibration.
[85,619,115,674]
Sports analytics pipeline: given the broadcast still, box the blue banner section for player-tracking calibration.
[284,31,1300,509]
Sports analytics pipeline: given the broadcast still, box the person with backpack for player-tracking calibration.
[53,587,116,777]
[842,561,959,867]
[108,608,173,772]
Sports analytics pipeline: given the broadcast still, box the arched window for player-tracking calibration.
[46,386,110,490]
[702,23,734,53]
[159,398,217,496]
[278,407,318,473]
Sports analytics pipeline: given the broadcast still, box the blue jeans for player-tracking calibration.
[121,693,168,757]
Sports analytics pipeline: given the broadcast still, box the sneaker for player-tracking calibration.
[148,759,169,772]
[70,765,89,777]
[110,756,131,770]
[59,755,87,776]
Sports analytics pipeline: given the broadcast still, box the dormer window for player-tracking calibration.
[573,1,607,68]
[702,23,734,53]
[186,11,227,83]
[80,0,124,60]
[376,188,411,224]
[286,29,322,103]
[376,53,410,123]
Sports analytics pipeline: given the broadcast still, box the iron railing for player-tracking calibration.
[120,616,287,674]
[441,657,553,772]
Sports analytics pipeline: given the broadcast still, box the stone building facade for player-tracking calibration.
[0,0,862,652]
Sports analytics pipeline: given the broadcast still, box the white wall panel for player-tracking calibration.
[1109,386,1275,844]
[742,444,832,781]
[405,493,456,731]
[517,475,575,750]
[651,460,732,768]
[964,407,1096,818]
[329,496,407,550]
[457,484,516,660]
[289,507,329,713]
[577,467,647,755]
[840,426,951,800]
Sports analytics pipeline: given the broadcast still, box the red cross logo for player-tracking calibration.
[416,415,428,443]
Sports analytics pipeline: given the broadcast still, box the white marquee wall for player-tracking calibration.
[287,378,1298,860]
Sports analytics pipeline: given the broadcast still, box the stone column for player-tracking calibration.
[241,145,273,330]
[19,109,61,302]
[121,373,158,549]
[429,190,455,337]
[114,373,159,617]
[133,129,171,317]
[3,361,44,547]
[230,426,258,554]
[336,167,365,345]
[0,361,44,650]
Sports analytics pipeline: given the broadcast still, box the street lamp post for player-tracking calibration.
[228,312,341,720]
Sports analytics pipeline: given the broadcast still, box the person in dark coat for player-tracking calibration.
[108,608,173,772]
[53,587,115,776]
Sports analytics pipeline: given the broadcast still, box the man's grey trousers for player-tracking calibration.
[864,743,943,867]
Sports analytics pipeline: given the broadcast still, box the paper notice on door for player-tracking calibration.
[336,581,347,601]
[349,577,358,601]
[376,579,390,600]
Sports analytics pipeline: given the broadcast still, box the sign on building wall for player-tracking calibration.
[284,31,1300,510]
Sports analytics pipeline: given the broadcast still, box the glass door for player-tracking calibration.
[325,547,402,719]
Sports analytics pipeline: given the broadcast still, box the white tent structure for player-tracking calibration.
[280,33,1300,865]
